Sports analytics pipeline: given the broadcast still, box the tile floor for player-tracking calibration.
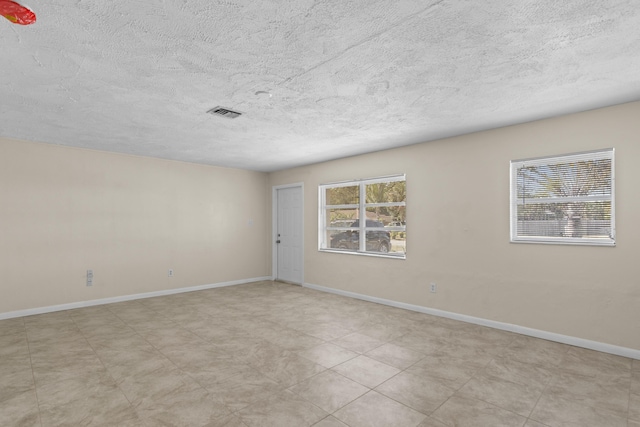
[1,280,638,427]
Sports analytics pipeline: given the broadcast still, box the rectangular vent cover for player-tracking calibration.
[207,106,242,119]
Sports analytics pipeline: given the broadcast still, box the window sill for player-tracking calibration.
[510,238,615,247]
[319,248,406,259]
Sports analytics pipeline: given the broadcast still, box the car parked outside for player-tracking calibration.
[328,219,354,239]
[330,219,391,253]
[386,220,406,228]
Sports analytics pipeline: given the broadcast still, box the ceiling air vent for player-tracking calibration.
[207,106,242,119]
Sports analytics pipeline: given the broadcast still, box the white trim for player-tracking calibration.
[318,248,406,260]
[512,148,613,166]
[272,183,305,284]
[0,276,271,320]
[320,174,406,187]
[303,282,640,360]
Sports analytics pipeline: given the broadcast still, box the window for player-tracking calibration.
[510,149,615,246]
[319,175,406,257]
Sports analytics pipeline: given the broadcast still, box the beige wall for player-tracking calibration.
[0,139,270,314]
[269,102,640,350]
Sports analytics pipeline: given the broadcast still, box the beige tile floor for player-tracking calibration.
[1,280,638,427]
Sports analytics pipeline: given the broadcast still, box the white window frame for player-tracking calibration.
[319,174,406,258]
[510,148,615,246]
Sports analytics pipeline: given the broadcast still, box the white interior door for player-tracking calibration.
[275,185,303,284]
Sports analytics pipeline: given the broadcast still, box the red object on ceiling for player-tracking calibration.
[0,0,36,25]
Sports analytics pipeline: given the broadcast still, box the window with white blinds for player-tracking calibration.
[510,149,615,246]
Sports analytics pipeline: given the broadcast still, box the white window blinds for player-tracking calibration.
[510,149,615,246]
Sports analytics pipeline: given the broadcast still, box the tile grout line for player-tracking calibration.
[426,343,529,424]
[524,345,571,425]
[330,341,427,423]
[628,365,633,425]
[105,299,265,418]
[70,309,177,426]
[68,311,135,410]
[426,354,498,423]
[290,323,420,424]
[23,317,44,427]
[99,303,198,422]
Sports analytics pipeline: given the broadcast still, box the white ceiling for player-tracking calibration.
[2,1,639,172]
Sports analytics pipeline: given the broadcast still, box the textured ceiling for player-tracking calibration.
[1,1,639,172]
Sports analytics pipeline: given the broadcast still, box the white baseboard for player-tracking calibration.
[303,282,640,360]
[0,276,272,320]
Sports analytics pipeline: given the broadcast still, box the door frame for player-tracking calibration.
[272,183,304,284]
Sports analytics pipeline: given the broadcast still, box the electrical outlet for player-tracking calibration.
[430,282,437,293]
[168,269,174,277]
[87,270,93,286]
